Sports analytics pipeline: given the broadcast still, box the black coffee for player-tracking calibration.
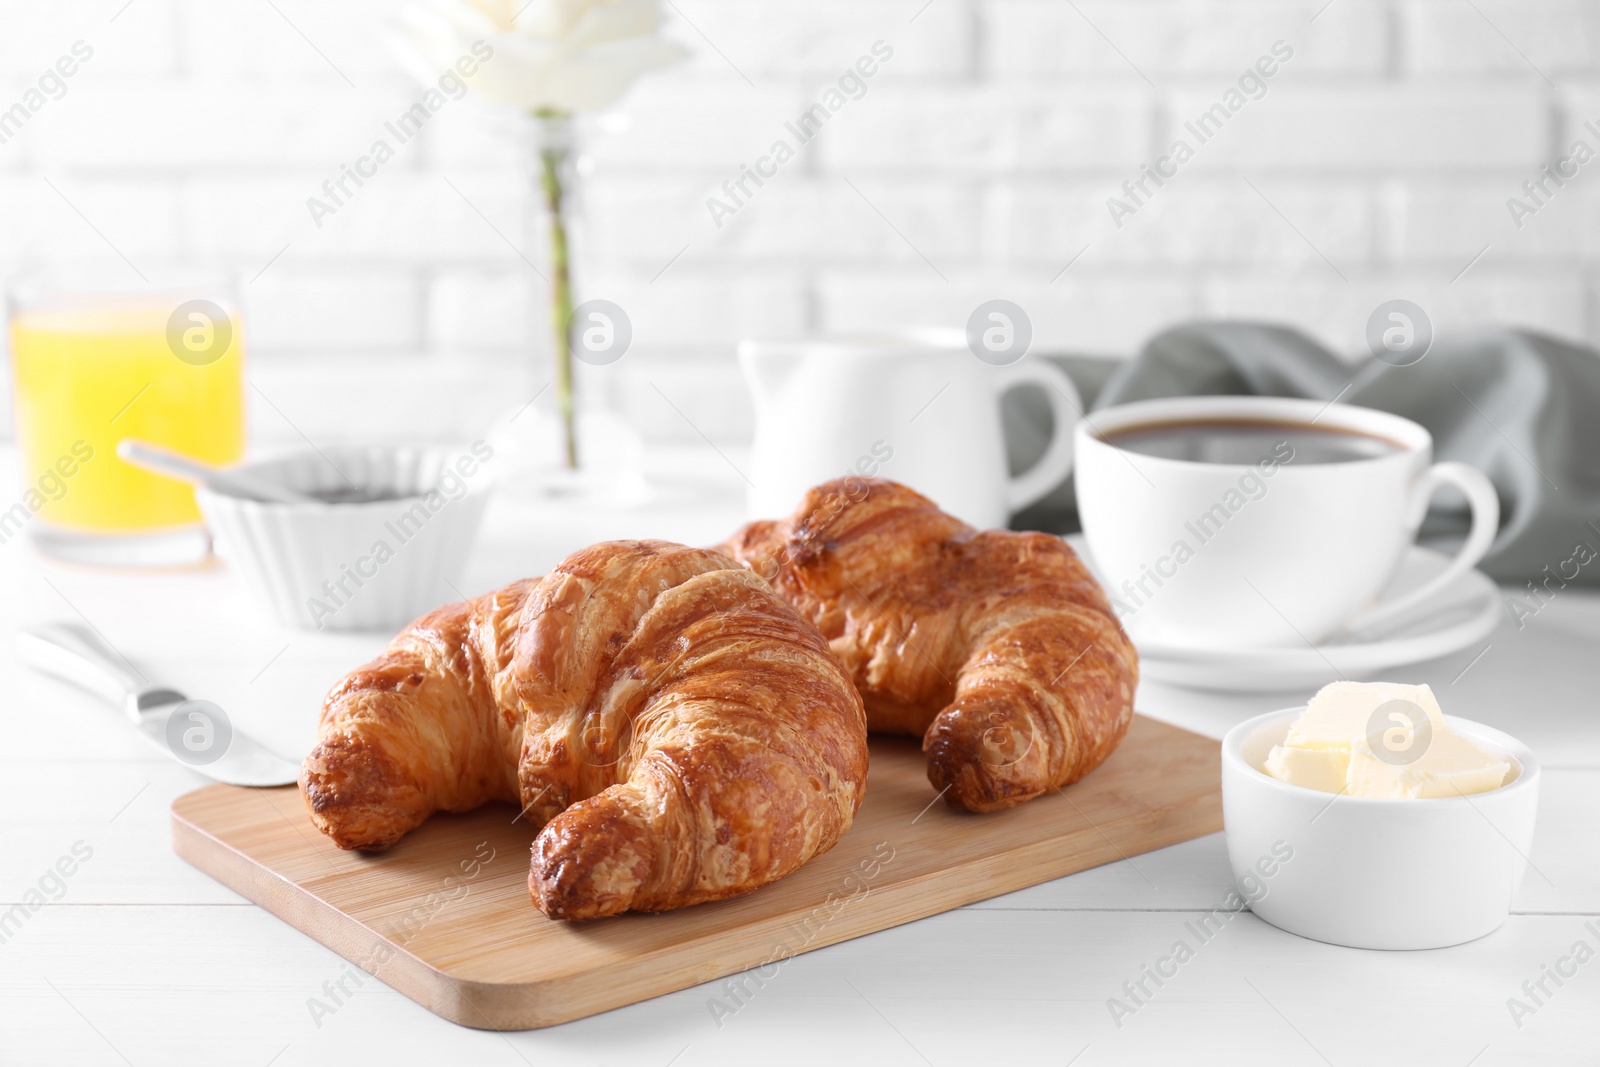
[1101,418,1402,465]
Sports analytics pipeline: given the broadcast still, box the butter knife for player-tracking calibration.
[17,623,300,787]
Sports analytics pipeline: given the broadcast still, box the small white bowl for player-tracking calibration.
[196,445,493,631]
[1222,707,1540,950]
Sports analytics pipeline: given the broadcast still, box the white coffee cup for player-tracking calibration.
[1074,396,1500,648]
[740,332,1081,528]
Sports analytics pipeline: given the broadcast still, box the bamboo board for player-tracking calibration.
[171,714,1221,1030]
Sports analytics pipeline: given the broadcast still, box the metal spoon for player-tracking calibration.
[116,439,314,505]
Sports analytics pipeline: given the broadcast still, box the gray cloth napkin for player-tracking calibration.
[1005,322,1600,585]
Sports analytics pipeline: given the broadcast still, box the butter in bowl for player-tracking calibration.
[1222,681,1539,950]
[194,444,495,631]
[1263,682,1510,800]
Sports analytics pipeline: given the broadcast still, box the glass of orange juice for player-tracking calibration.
[7,276,246,564]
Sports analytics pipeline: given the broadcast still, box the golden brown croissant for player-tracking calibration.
[717,478,1137,813]
[299,540,869,920]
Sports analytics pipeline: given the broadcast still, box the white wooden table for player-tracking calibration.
[2,447,1597,1066]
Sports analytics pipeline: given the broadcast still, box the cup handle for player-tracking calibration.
[996,359,1082,515]
[1344,461,1500,633]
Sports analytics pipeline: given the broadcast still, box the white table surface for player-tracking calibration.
[2,446,1597,1066]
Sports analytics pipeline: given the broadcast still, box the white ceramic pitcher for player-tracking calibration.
[739,332,1082,528]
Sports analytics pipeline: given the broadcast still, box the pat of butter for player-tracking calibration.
[1263,743,1347,794]
[1348,728,1510,799]
[1263,680,1507,798]
[1282,681,1446,750]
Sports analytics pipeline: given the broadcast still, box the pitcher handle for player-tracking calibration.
[997,359,1082,515]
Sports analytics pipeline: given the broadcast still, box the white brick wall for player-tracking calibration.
[2,0,1599,445]
[987,1,1390,77]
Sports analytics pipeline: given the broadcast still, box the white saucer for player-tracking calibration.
[1066,538,1502,693]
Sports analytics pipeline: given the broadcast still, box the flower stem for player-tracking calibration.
[537,112,577,469]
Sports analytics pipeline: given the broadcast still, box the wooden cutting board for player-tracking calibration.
[171,714,1221,1031]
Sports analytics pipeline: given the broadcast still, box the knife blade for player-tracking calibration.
[17,623,301,788]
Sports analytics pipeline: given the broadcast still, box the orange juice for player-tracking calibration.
[9,298,245,532]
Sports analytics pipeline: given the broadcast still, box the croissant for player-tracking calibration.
[717,478,1137,813]
[299,540,869,920]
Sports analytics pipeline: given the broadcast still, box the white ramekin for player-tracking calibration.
[1222,707,1540,950]
[196,445,494,631]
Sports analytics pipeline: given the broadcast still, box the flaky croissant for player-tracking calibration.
[299,540,869,920]
[717,478,1137,813]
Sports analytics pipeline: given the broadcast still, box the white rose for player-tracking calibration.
[394,0,687,113]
